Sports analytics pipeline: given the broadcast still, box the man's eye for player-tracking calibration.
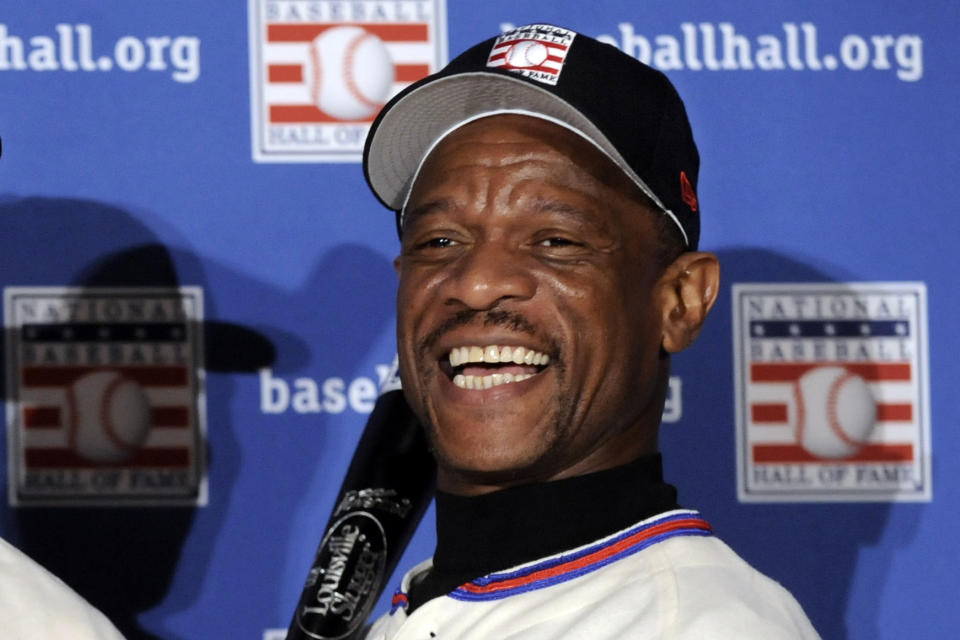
[538,237,580,247]
[417,237,457,249]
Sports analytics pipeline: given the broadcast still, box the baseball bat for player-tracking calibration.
[286,358,435,640]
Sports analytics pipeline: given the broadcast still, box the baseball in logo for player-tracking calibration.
[4,287,207,506]
[733,283,931,502]
[249,0,447,162]
[308,25,394,121]
[66,370,153,464]
[793,366,876,459]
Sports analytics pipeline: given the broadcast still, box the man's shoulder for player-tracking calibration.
[0,537,126,639]
[605,531,821,639]
[375,511,820,640]
[450,509,820,638]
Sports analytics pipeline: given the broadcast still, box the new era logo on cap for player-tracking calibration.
[486,24,576,86]
[680,171,698,212]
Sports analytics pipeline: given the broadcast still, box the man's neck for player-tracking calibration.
[406,454,679,611]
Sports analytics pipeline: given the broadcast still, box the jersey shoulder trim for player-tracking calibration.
[449,509,712,602]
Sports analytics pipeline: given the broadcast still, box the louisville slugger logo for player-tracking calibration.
[296,512,387,639]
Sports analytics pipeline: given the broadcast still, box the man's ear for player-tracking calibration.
[658,252,720,353]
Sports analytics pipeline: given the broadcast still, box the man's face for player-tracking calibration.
[395,115,673,495]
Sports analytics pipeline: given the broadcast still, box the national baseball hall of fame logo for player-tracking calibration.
[4,287,207,506]
[733,283,931,502]
[248,0,447,162]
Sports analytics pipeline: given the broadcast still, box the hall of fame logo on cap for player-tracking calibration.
[4,287,207,507]
[487,24,576,86]
[248,0,447,162]
[733,282,931,502]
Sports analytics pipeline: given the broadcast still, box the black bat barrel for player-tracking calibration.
[286,386,435,640]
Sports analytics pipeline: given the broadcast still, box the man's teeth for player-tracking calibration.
[448,345,550,368]
[448,345,550,390]
[452,371,536,389]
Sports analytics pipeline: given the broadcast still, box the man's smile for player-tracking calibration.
[444,345,551,389]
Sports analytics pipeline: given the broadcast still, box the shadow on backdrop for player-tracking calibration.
[662,247,924,640]
[0,196,275,639]
[254,241,404,625]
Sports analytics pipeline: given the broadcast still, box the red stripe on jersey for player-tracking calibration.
[458,515,711,596]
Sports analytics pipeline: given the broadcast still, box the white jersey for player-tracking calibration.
[366,509,819,640]
[0,537,126,640]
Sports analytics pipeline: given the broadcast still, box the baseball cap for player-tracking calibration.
[363,24,702,249]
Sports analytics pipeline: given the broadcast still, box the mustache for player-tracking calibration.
[420,309,544,356]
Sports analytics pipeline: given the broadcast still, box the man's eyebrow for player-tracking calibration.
[530,197,586,216]
[402,196,606,231]
[403,197,456,225]
[527,196,602,228]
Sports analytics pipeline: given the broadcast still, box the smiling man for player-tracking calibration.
[362,24,819,640]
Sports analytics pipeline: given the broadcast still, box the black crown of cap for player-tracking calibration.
[364,24,701,249]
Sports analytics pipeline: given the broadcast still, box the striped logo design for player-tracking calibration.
[487,24,575,86]
[448,511,711,601]
[4,287,206,506]
[733,283,931,502]
[249,0,447,162]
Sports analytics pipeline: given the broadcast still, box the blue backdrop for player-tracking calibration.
[1,1,957,638]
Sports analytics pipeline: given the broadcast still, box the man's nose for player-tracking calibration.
[443,241,537,310]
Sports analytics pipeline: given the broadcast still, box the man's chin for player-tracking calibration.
[414,374,567,492]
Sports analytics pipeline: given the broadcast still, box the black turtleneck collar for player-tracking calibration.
[406,454,679,611]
